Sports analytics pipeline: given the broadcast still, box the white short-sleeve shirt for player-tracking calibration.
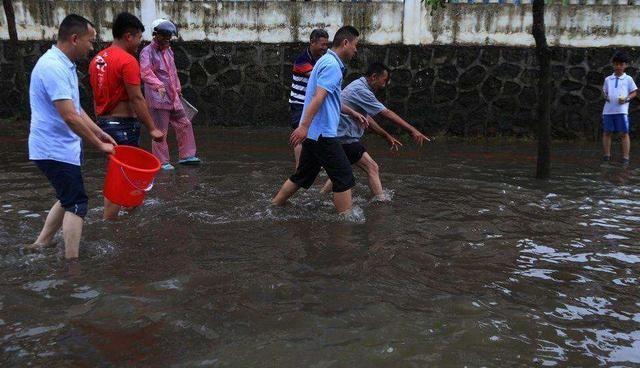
[602,73,638,115]
[29,46,82,165]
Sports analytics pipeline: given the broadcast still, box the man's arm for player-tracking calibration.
[54,100,114,154]
[341,104,368,128]
[377,108,430,145]
[124,83,164,141]
[289,86,328,146]
[367,116,402,151]
[80,109,117,146]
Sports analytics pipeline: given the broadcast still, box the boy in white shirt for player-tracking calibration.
[602,51,637,165]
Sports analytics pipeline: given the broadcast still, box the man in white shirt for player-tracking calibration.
[28,15,116,259]
[602,51,637,165]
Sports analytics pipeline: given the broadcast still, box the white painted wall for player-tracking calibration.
[412,2,640,47]
[1,0,640,47]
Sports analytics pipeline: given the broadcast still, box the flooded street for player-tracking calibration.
[1,127,639,367]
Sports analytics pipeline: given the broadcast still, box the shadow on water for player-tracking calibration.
[0,126,639,366]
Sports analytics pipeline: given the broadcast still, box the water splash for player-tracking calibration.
[337,205,365,223]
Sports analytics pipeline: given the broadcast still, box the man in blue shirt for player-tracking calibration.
[289,29,329,167]
[320,62,430,200]
[272,26,367,214]
[28,14,116,259]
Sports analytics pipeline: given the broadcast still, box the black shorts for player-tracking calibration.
[341,141,367,164]
[290,137,355,193]
[290,104,304,130]
[97,117,141,147]
[34,160,88,218]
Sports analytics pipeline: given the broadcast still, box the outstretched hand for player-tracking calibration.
[411,130,430,146]
[386,135,403,151]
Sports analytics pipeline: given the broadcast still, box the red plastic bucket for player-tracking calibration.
[103,145,161,207]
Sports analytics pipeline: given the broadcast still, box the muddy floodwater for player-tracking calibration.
[0,127,639,367]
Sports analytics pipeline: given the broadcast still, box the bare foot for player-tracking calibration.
[24,241,57,252]
[370,193,392,203]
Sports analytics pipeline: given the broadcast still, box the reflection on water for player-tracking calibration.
[0,127,639,366]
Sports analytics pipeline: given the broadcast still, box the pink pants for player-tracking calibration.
[149,108,197,164]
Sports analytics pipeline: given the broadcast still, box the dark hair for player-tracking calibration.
[612,51,631,64]
[112,12,145,39]
[58,14,94,41]
[310,29,329,42]
[365,62,390,77]
[332,26,360,48]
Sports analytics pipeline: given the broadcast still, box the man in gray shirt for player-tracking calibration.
[320,62,429,200]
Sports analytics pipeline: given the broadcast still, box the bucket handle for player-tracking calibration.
[119,166,154,192]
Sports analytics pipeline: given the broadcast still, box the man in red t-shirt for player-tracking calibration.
[89,12,163,220]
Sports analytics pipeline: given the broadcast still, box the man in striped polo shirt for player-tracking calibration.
[289,29,329,167]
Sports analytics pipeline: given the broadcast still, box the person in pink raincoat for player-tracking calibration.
[140,18,200,170]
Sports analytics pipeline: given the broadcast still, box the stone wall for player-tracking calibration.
[161,42,640,138]
[2,40,638,138]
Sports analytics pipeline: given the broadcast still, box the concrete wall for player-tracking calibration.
[2,0,640,47]
[1,40,637,138]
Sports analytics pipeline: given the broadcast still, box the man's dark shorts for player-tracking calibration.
[97,117,141,146]
[290,104,304,130]
[341,141,367,165]
[290,137,355,193]
[34,160,88,218]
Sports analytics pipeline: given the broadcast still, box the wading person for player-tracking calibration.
[602,51,637,166]
[320,62,430,200]
[288,29,330,167]
[272,26,367,214]
[140,18,200,170]
[28,14,116,259]
[89,12,164,219]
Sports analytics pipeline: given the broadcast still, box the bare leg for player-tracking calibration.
[31,201,64,248]
[621,133,630,160]
[293,144,302,169]
[320,179,332,194]
[332,189,353,214]
[603,132,612,158]
[323,153,384,199]
[103,197,120,220]
[355,153,383,198]
[272,179,300,206]
[62,211,83,259]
